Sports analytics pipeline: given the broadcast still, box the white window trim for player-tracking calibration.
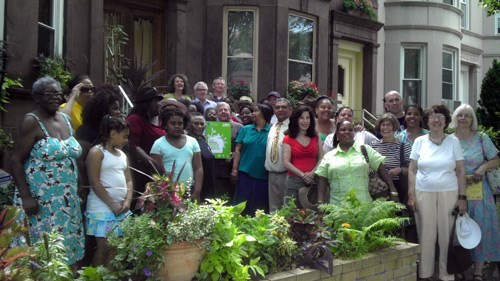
[442,49,456,100]
[37,0,64,56]
[222,7,259,100]
[400,44,426,106]
[495,13,500,35]
[52,0,64,55]
[287,12,317,83]
[460,0,469,30]
[0,0,5,41]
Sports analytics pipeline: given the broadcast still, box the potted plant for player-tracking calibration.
[342,0,377,21]
[228,80,251,101]
[286,80,321,107]
[108,164,216,281]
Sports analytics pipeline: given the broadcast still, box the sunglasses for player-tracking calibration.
[81,86,96,93]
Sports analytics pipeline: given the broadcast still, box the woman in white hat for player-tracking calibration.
[451,104,500,281]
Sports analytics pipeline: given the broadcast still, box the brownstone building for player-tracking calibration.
[1,0,383,130]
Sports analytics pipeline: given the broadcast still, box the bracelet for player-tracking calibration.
[390,192,399,196]
[458,195,467,200]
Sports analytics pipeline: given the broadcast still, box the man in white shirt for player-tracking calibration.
[192,81,217,114]
[265,98,292,211]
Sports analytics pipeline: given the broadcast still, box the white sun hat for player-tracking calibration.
[455,213,481,249]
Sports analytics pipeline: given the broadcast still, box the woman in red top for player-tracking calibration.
[282,105,324,208]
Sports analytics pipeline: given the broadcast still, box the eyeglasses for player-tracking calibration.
[40,91,62,97]
[195,88,208,92]
[81,86,96,93]
[429,114,446,121]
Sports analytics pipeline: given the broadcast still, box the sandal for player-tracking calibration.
[473,274,483,281]
[454,273,466,281]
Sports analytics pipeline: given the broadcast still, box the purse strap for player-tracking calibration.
[400,142,405,168]
[449,212,459,247]
[360,145,376,174]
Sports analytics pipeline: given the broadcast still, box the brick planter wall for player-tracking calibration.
[261,242,420,281]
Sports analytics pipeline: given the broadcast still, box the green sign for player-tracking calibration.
[206,121,232,159]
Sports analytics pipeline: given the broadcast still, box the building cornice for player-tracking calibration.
[384,0,462,16]
[384,25,463,39]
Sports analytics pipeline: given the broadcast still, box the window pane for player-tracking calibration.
[289,15,313,62]
[443,52,452,69]
[228,11,254,57]
[442,83,452,99]
[289,61,312,82]
[38,24,54,57]
[443,69,452,83]
[227,58,253,92]
[39,0,53,26]
[404,49,420,79]
[443,0,453,5]
[403,80,421,105]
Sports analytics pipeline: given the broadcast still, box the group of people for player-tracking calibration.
[9,74,500,280]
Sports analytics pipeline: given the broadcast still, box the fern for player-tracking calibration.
[319,190,408,258]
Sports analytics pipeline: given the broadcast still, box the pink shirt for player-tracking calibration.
[283,135,319,177]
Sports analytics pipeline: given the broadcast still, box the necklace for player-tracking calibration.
[428,134,445,146]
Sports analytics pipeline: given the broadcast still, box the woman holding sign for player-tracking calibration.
[451,104,500,280]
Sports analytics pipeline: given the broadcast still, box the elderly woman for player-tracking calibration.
[11,76,84,265]
[450,104,500,281]
[316,120,397,204]
[231,103,273,215]
[397,104,428,148]
[370,113,411,203]
[283,105,323,208]
[163,74,191,102]
[407,105,467,281]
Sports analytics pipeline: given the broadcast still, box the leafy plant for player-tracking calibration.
[320,190,407,258]
[0,127,13,151]
[228,80,251,101]
[34,54,73,89]
[76,265,119,280]
[197,199,266,281]
[0,206,33,281]
[343,0,377,20]
[104,24,129,85]
[286,80,320,107]
[121,59,165,101]
[0,76,23,112]
[30,232,74,281]
[477,59,500,147]
[0,182,15,206]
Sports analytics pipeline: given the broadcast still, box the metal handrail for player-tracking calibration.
[362,108,378,130]
[118,85,134,115]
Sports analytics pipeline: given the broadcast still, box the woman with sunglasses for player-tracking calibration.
[60,74,95,131]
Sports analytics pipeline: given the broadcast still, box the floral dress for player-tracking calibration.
[457,132,500,262]
[13,112,84,264]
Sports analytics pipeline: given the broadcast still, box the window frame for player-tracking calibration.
[287,12,317,83]
[400,45,426,106]
[37,0,64,56]
[460,0,469,29]
[495,13,500,35]
[222,7,259,100]
[442,49,456,100]
[0,0,5,41]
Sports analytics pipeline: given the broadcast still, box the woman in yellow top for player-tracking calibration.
[315,120,398,204]
[59,74,95,131]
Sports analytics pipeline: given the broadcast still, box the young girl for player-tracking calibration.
[85,115,133,267]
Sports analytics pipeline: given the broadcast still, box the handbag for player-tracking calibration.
[479,132,500,196]
[447,212,473,274]
[360,145,390,200]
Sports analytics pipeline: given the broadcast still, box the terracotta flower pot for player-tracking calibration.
[158,241,206,281]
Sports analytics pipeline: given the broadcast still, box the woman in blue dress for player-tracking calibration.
[11,76,84,265]
[451,104,500,281]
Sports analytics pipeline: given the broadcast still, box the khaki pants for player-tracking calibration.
[268,172,287,212]
[414,190,458,281]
